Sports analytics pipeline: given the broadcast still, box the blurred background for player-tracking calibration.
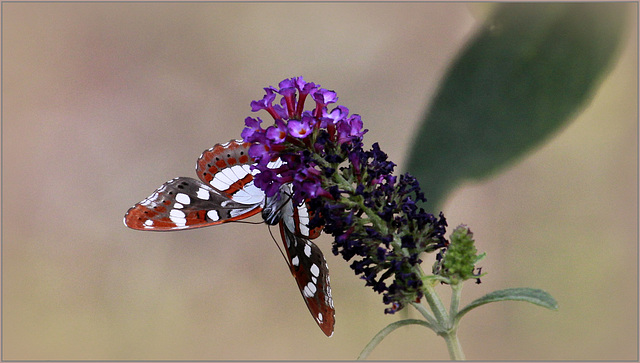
[2,2,637,360]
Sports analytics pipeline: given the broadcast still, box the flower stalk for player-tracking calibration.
[442,327,466,361]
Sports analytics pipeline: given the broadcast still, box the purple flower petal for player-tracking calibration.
[265,119,288,144]
[312,89,338,105]
[250,87,277,112]
[295,76,318,95]
[241,117,265,143]
[287,119,313,138]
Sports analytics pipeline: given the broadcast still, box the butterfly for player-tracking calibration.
[124,139,335,336]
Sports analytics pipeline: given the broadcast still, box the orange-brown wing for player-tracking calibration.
[196,139,256,198]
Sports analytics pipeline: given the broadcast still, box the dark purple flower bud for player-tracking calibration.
[376,247,388,261]
[401,235,416,249]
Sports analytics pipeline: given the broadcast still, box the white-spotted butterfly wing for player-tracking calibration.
[271,184,335,336]
[124,140,263,230]
[123,177,263,230]
[280,223,335,336]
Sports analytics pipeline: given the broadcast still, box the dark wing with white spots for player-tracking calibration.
[279,218,335,336]
[124,177,262,231]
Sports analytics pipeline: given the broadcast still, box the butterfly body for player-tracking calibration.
[263,184,323,239]
[124,139,335,336]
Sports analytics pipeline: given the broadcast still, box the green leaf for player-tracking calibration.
[357,319,435,360]
[456,287,558,320]
[406,3,630,210]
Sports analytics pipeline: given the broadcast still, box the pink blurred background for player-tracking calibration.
[3,2,637,360]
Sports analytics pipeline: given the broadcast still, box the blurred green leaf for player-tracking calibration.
[456,288,558,321]
[406,3,629,211]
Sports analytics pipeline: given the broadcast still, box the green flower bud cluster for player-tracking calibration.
[434,225,485,284]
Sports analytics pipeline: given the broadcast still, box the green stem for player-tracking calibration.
[414,270,466,360]
[410,301,438,327]
[357,319,434,360]
[421,276,449,325]
[450,282,463,318]
[441,328,466,360]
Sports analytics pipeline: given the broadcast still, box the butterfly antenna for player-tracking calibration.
[268,225,290,267]
[232,220,264,225]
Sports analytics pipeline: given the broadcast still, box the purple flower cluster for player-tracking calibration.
[242,77,449,313]
[241,77,366,205]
